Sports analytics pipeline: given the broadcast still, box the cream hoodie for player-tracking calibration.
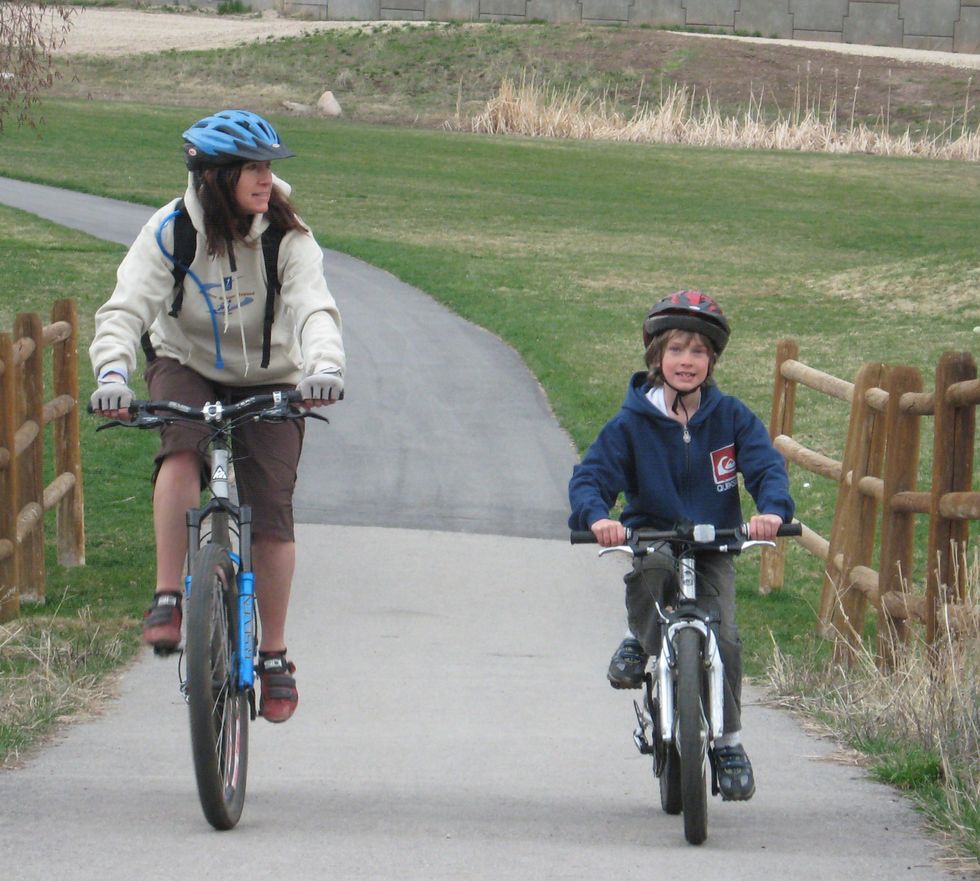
[89,174,344,387]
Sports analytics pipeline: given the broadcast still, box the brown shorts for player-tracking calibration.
[145,358,305,542]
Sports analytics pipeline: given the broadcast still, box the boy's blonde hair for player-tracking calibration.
[644,329,718,387]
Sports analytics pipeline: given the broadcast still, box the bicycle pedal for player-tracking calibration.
[633,727,656,755]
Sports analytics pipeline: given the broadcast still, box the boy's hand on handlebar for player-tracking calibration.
[591,518,626,548]
[89,377,134,421]
[747,513,784,541]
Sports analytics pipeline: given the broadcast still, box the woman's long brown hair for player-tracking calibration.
[196,163,307,257]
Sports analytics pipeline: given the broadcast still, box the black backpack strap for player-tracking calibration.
[260,224,285,369]
[168,198,197,318]
[140,332,157,364]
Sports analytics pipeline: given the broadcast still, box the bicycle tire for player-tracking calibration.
[659,741,682,815]
[186,542,249,830]
[676,627,708,845]
[653,681,682,814]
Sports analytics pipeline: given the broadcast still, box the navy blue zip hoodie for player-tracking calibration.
[568,372,794,532]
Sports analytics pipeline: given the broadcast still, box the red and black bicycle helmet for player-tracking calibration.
[642,290,730,355]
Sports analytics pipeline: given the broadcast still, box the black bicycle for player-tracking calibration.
[572,520,801,845]
[97,391,323,829]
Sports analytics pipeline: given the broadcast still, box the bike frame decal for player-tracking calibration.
[237,571,256,690]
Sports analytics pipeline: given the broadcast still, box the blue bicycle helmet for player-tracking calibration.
[182,109,296,170]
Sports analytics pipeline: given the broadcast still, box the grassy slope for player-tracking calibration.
[51,21,978,135]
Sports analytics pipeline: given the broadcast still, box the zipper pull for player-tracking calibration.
[682,426,691,444]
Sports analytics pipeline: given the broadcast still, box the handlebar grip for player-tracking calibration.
[570,530,598,544]
[776,522,803,537]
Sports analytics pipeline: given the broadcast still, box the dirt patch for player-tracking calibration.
[53,8,418,56]
[56,8,980,69]
[543,28,978,129]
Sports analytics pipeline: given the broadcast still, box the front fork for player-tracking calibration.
[632,620,725,756]
[182,504,258,711]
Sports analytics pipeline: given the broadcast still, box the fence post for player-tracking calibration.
[825,362,887,661]
[0,333,19,623]
[876,365,923,667]
[926,351,977,645]
[51,299,85,567]
[14,312,45,604]
[760,337,798,594]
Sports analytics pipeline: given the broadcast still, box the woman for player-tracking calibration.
[90,110,345,724]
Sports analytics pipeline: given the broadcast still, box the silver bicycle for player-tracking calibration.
[573,520,801,845]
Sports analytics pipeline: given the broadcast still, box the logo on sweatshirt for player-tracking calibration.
[710,444,737,492]
[214,278,255,315]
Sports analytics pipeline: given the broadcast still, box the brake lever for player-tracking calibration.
[598,545,635,559]
[740,539,777,551]
[298,410,330,423]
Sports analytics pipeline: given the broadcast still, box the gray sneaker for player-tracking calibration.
[607,638,648,689]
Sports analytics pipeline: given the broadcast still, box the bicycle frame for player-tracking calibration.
[96,391,315,697]
[185,431,256,693]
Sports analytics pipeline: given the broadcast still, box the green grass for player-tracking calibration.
[0,90,978,860]
[0,206,155,763]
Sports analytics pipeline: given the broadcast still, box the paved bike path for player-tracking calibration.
[0,177,575,538]
[0,179,961,881]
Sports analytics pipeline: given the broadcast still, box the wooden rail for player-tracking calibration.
[763,340,977,666]
[0,300,85,623]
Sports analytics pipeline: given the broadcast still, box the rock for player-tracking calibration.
[317,90,342,118]
[282,101,313,114]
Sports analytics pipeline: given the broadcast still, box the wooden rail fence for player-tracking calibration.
[761,341,978,666]
[0,300,85,623]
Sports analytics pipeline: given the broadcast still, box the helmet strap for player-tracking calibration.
[663,378,700,419]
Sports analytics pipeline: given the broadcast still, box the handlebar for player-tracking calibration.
[570,522,802,546]
[90,390,313,431]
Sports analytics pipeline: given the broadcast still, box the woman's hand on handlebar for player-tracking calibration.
[89,373,134,422]
[746,513,784,541]
[296,368,343,409]
[591,518,627,548]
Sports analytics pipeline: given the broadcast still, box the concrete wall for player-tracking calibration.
[236,0,980,52]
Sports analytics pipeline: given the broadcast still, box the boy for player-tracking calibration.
[568,290,794,799]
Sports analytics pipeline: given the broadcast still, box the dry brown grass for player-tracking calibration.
[767,546,980,864]
[457,72,980,161]
[0,608,132,768]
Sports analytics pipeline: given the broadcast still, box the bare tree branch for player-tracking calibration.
[0,1,75,131]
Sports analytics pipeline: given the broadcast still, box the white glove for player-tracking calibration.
[90,380,134,413]
[297,368,343,403]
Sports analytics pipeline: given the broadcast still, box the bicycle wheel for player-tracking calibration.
[653,682,682,814]
[186,542,249,830]
[659,741,682,815]
[675,627,708,845]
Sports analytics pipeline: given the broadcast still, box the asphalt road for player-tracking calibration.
[0,178,963,880]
